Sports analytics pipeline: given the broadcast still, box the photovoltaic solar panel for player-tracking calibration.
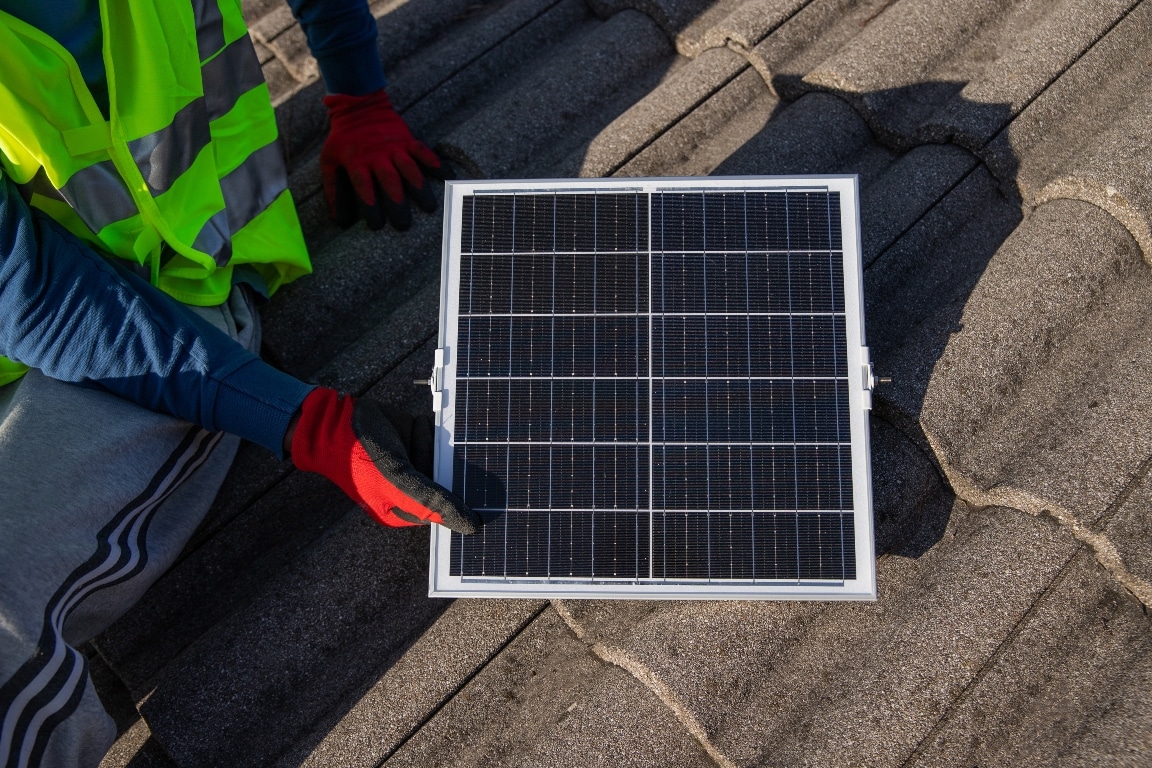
[428,177,876,600]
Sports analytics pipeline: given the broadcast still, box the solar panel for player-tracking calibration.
[428,177,876,599]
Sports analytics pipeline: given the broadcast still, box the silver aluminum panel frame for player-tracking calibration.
[429,176,876,600]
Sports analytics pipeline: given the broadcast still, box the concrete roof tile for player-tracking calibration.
[1103,465,1152,591]
[715,91,894,178]
[750,0,889,98]
[283,599,547,768]
[681,0,809,57]
[438,10,675,179]
[858,142,980,263]
[139,514,448,767]
[984,0,1152,201]
[579,45,751,177]
[584,0,739,54]
[864,162,1021,397]
[395,0,593,147]
[381,607,714,767]
[93,468,356,698]
[908,550,1152,766]
[610,53,770,177]
[920,199,1152,523]
[803,0,1139,148]
[260,201,445,378]
[558,502,1077,766]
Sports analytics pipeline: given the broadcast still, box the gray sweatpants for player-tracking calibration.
[0,288,260,768]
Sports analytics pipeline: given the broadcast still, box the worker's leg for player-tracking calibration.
[0,287,261,768]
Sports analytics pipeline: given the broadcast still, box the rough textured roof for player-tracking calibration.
[92,0,1152,765]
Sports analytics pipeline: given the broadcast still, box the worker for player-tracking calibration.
[0,1,479,766]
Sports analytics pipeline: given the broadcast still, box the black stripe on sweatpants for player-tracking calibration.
[1,427,218,768]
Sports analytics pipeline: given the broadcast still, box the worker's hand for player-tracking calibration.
[320,89,449,231]
[290,387,480,534]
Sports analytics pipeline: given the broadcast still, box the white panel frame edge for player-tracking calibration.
[428,176,877,601]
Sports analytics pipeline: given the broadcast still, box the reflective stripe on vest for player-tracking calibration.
[0,0,311,307]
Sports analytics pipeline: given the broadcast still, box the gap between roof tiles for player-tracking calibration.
[894,520,1092,768]
[550,600,738,768]
[924,434,1152,611]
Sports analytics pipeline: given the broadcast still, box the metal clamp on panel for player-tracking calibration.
[428,348,447,412]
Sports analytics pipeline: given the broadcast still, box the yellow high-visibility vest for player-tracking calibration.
[0,0,312,386]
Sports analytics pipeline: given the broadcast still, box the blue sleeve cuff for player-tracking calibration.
[210,359,315,458]
[314,39,387,96]
[287,0,387,96]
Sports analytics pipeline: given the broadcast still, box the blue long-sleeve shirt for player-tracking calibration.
[0,0,384,454]
[0,174,314,455]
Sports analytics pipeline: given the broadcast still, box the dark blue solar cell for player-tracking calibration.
[789,315,847,377]
[654,445,711,511]
[592,380,648,443]
[504,509,552,576]
[459,378,508,442]
[744,192,788,251]
[595,252,644,313]
[553,253,596,313]
[704,253,749,314]
[751,512,800,579]
[555,194,596,252]
[746,252,791,313]
[652,511,711,579]
[705,315,752,377]
[796,512,850,580]
[461,253,512,314]
[708,444,753,509]
[512,195,555,253]
[592,511,650,578]
[655,193,704,252]
[828,192,842,250]
[454,444,508,511]
[506,445,553,510]
[750,445,797,510]
[470,194,515,253]
[549,379,595,442]
[549,510,594,577]
[708,511,755,579]
[550,445,596,509]
[552,316,596,376]
[592,445,643,510]
[595,316,648,377]
[792,379,849,443]
[748,379,796,443]
[747,316,795,377]
[458,315,511,377]
[510,253,554,314]
[507,380,552,442]
[508,316,554,377]
[786,192,833,251]
[794,444,852,510]
[654,253,704,314]
[703,192,748,252]
[787,252,840,314]
[595,193,644,252]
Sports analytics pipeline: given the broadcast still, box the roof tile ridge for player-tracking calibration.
[1033,178,1152,267]
[921,431,1152,611]
[551,599,738,768]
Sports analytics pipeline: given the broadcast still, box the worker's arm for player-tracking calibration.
[285,0,449,231]
[0,174,478,531]
[0,173,312,455]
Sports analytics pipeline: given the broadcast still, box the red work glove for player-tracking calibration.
[320,89,449,231]
[291,388,479,534]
